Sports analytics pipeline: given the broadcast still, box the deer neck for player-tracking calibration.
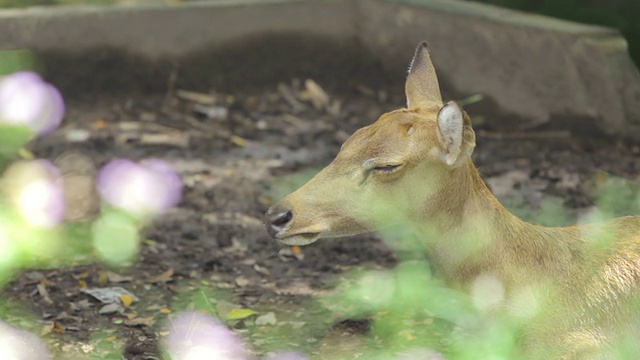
[415,160,565,286]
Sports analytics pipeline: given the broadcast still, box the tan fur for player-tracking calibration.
[265,43,640,358]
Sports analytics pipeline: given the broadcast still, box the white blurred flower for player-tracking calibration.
[264,351,309,360]
[3,160,65,228]
[471,273,504,311]
[97,158,182,217]
[396,348,446,360]
[0,321,52,360]
[17,179,64,227]
[164,312,250,360]
[0,72,65,135]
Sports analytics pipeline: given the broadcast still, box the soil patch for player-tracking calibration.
[1,76,639,359]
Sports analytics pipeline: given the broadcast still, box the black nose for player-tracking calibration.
[266,209,293,236]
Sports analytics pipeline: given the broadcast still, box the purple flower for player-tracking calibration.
[164,311,250,360]
[97,158,182,217]
[3,160,65,228]
[0,321,52,359]
[0,72,65,135]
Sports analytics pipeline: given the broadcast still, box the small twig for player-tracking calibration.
[140,133,190,147]
[175,89,217,105]
[160,107,210,131]
[164,65,179,106]
[277,83,305,112]
[281,113,308,129]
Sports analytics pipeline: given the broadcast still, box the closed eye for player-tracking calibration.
[373,164,402,173]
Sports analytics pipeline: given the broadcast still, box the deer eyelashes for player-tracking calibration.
[362,158,403,174]
[373,164,402,173]
[359,160,404,187]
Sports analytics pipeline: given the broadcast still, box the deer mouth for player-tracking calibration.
[277,232,320,246]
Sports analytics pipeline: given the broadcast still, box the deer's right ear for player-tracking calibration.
[405,42,443,109]
[437,101,476,167]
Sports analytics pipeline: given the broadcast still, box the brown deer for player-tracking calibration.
[264,42,640,359]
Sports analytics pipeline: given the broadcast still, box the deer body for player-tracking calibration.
[265,43,640,358]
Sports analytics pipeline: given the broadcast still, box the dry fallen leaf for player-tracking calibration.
[151,268,174,283]
[124,316,156,327]
[41,323,54,336]
[255,312,277,326]
[72,299,92,311]
[300,79,330,110]
[217,282,235,289]
[279,246,304,261]
[105,271,133,283]
[42,321,65,335]
[235,277,250,287]
[230,135,249,147]
[55,312,82,323]
[120,294,134,307]
[92,119,107,129]
[82,287,139,304]
[71,271,90,280]
[216,300,236,319]
[37,281,53,304]
[99,303,124,315]
[253,264,271,276]
[485,170,530,197]
[98,272,109,286]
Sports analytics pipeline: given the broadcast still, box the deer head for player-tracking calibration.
[265,42,476,246]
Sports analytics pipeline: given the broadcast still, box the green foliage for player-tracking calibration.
[0,49,37,76]
[91,208,141,267]
[0,125,34,161]
[315,260,529,359]
[0,0,115,6]
[0,0,52,7]
[594,175,640,217]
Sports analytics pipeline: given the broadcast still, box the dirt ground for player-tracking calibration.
[1,77,639,359]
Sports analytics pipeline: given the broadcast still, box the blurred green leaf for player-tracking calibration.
[0,125,33,159]
[92,208,140,266]
[0,49,36,76]
[226,308,258,320]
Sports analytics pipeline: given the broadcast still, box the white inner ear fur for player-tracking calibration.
[437,102,464,166]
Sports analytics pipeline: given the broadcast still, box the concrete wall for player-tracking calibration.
[0,0,638,138]
[0,0,356,57]
[358,0,640,136]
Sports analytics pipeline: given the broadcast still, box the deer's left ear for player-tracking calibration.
[437,101,476,167]
[405,42,443,109]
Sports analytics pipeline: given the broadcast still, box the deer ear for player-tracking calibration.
[405,42,443,109]
[437,101,476,167]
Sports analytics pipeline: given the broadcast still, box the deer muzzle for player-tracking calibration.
[264,200,323,246]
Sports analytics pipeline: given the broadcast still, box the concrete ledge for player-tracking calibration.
[0,0,638,138]
[358,0,640,137]
[0,0,356,58]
